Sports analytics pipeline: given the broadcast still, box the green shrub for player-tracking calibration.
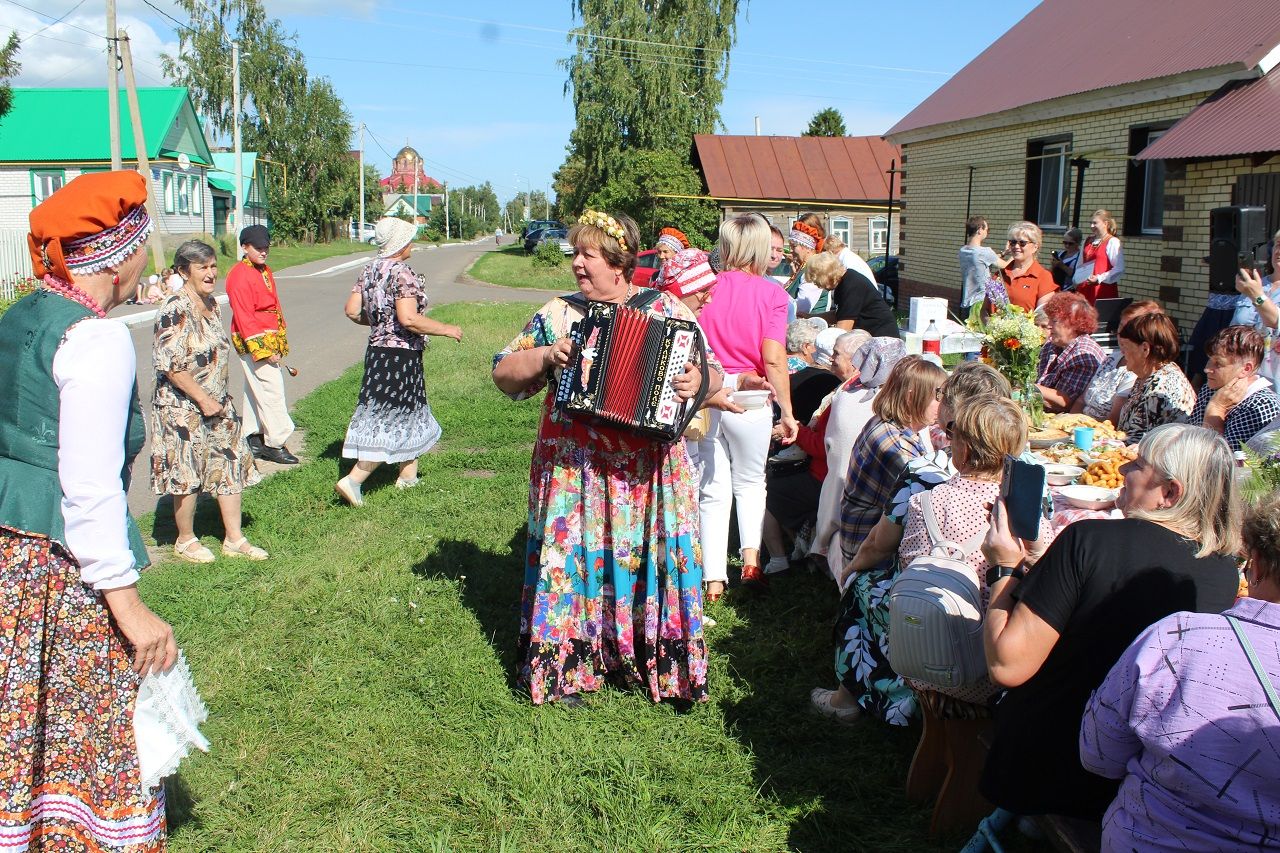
[217,232,238,258]
[532,238,566,268]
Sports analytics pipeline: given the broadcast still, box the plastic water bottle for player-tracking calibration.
[922,319,943,366]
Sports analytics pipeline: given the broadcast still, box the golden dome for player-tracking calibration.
[395,145,420,162]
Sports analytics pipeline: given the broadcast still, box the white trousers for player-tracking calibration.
[239,355,295,448]
[696,404,772,584]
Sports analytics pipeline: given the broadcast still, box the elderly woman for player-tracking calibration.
[1035,291,1104,413]
[1231,236,1280,390]
[695,214,798,591]
[335,218,462,507]
[786,317,822,372]
[1075,208,1125,304]
[998,221,1058,312]
[1191,325,1280,450]
[492,210,720,705]
[981,423,1242,818]
[1071,298,1162,423]
[651,226,691,288]
[151,240,266,561]
[785,214,827,313]
[1115,312,1196,443]
[1,172,177,850]
[811,355,946,724]
[804,251,900,338]
[1081,491,1280,851]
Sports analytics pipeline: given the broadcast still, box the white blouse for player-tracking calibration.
[51,318,140,590]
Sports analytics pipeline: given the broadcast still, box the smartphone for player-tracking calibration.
[1001,455,1046,541]
[1239,251,1257,272]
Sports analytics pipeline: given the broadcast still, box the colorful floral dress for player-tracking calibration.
[494,292,711,704]
[1117,362,1196,444]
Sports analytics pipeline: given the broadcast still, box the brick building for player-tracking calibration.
[691,134,900,262]
[886,0,1280,330]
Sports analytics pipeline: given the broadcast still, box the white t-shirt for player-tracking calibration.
[838,248,877,285]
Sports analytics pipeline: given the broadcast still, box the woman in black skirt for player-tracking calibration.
[335,218,462,506]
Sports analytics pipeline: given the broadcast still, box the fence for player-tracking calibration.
[0,229,30,295]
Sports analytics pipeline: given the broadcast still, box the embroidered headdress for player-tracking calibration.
[28,170,153,282]
[577,210,629,252]
[656,227,689,253]
[790,220,824,253]
[659,248,716,299]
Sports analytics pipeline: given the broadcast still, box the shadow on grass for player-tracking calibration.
[410,525,528,693]
[163,774,201,834]
[150,494,257,546]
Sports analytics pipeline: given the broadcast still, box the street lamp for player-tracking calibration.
[514,173,531,224]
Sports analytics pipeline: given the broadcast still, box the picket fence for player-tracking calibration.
[0,228,30,299]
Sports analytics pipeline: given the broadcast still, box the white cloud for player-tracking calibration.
[0,7,178,88]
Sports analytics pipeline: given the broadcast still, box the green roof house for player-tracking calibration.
[0,87,232,239]
[210,152,269,233]
[383,193,434,223]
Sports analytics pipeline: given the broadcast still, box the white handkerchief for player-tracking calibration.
[133,652,210,793]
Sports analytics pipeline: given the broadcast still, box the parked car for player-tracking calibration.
[523,227,550,254]
[538,228,572,255]
[866,254,899,305]
[351,221,377,243]
[522,219,563,240]
[632,249,661,288]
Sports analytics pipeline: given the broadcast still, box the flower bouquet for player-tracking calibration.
[967,303,1047,427]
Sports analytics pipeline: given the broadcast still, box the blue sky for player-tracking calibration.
[1,0,1039,203]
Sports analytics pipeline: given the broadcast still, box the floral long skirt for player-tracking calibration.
[342,345,441,463]
[833,564,918,726]
[0,529,166,851]
[518,411,708,705]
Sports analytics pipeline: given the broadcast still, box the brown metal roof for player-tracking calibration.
[888,0,1280,138]
[1137,68,1280,160]
[692,134,901,203]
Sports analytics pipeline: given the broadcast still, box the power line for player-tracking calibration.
[0,0,103,38]
[23,0,87,40]
[138,0,193,34]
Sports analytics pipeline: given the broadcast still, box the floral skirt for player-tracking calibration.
[150,402,260,496]
[342,346,441,463]
[0,529,166,851]
[518,420,708,705]
[832,564,918,726]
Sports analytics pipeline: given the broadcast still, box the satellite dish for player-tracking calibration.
[177,153,191,171]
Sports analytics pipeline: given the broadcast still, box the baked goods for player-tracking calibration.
[1044,413,1126,442]
[1081,458,1126,489]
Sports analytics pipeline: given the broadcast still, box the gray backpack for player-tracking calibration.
[886,491,989,690]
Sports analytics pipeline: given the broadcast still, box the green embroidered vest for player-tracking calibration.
[0,290,149,568]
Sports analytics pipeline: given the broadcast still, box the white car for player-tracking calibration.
[351,222,377,243]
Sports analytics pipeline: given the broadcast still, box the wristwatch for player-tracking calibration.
[1255,294,1268,306]
[986,563,1027,586]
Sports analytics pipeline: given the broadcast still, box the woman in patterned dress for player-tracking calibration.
[151,240,266,562]
[0,171,177,851]
[1115,312,1197,444]
[492,210,722,706]
[334,218,462,507]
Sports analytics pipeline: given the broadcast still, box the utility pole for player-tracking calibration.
[358,122,365,239]
[413,153,419,232]
[117,31,164,273]
[106,0,121,169]
[232,39,243,243]
[444,182,450,240]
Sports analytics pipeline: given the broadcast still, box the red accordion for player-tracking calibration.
[554,294,708,441]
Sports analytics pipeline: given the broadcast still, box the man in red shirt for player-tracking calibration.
[226,225,298,464]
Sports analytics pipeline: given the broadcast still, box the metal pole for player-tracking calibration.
[1070,157,1090,229]
[964,165,975,238]
[232,40,243,244]
[444,182,450,240]
[106,0,121,169]
[884,159,897,308]
[358,122,365,240]
[117,32,164,274]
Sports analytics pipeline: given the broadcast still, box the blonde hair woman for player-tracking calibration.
[805,251,900,338]
[1076,208,1124,304]
[999,220,1058,311]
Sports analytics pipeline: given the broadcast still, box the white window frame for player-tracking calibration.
[1140,129,1166,235]
[830,216,851,248]
[192,175,202,215]
[868,216,889,254]
[162,172,175,214]
[1036,140,1070,229]
[31,170,64,206]
[177,175,189,215]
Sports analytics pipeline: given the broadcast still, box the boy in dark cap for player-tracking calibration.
[225,224,298,464]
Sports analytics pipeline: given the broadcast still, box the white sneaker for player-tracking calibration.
[764,556,790,575]
[394,477,419,490]
[334,476,364,507]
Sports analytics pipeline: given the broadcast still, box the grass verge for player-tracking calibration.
[468,244,575,291]
[139,302,986,852]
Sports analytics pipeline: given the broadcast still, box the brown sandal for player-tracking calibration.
[705,581,725,603]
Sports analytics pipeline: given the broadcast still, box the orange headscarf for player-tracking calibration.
[28,170,152,282]
[790,220,824,253]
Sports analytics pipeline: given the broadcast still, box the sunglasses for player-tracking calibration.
[1008,239,1034,247]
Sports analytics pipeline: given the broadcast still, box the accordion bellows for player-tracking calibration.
[555,300,706,441]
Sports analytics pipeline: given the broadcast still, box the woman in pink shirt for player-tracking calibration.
[695,214,798,593]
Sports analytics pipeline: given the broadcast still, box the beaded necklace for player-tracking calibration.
[42,274,106,319]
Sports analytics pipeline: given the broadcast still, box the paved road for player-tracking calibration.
[118,238,556,519]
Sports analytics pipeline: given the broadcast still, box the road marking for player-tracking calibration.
[119,294,229,328]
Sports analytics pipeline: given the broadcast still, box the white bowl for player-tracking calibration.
[1043,464,1084,486]
[731,390,771,410]
[1060,484,1120,510]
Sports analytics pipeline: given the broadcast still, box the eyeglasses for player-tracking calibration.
[1008,239,1034,247]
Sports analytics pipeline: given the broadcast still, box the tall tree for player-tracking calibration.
[556,0,738,239]
[802,107,847,137]
[0,33,21,121]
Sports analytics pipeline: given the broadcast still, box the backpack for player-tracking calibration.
[886,491,989,690]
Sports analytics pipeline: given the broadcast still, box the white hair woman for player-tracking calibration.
[981,423,1242,819]
[694,213,799,592]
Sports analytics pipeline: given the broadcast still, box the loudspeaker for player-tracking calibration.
[1209,205,1268,293]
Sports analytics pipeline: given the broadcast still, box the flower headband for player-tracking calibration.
[790,220,824,253]
[657,227,689,253]
[578,210,629,252]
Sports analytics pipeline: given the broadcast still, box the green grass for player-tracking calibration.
[141,238,376,278]
[138,303,985,852]
[468,244,575,291]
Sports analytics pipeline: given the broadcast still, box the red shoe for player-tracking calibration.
[739,564,769,590]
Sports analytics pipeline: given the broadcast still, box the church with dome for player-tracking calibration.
[380,144,442,195]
